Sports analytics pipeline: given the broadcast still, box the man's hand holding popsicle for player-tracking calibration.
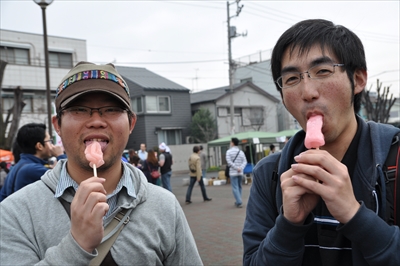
[70,140,109,253]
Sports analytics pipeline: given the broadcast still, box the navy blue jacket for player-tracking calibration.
[0,153,67,201]
[243,117,400,265]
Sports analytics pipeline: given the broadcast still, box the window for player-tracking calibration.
[49,52,73,68]
[242,107,264,126]
[1,93,31,113]
[145,96,171,113]
[227,107,242,116]
[249,107,264,125]
[0,46,29,65]
[131,97,143,113]
[157,129,182,145]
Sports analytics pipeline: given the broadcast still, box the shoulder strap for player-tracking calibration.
[384,132,400,225]
[232,151,240,163]
[271,153,282,217]
[43,181,131,265]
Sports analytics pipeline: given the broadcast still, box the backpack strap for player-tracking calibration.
[384,133,400,224]
[271,153,281,217]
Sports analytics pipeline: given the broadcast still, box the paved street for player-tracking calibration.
[170,171,251,266]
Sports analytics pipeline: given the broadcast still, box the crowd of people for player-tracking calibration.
[1,18,399,265]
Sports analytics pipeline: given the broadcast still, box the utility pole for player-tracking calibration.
[226,0,245,135]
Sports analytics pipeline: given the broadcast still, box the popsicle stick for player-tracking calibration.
[93,164,97,177]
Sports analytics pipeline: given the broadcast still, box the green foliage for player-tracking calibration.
[207,166,220,172]
[189,108,217,143]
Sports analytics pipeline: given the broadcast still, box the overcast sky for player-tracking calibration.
[1,0,399,95]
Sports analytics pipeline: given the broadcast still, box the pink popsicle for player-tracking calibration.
[305,115,325,149]
[85,141,104,176]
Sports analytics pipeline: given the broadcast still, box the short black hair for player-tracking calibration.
[270,144,275,150]
[271,19,366,113]
[199,145,203,150]
[16,123,47,154]
[193,146,200,153]
[231,138,239,146]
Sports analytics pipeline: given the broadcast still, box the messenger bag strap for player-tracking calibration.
[43,181,132,265]
[90,208,132,266]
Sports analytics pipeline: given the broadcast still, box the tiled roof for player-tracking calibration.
[115,66,189,91]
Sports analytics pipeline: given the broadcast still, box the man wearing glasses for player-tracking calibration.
[0,62,202,265]
[0,123,66,201]
[243,19,400,264]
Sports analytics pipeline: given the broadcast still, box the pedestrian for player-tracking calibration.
[243,19,400,265]
[141,149,160,185]
[128,149,140,167]
[226,137,247,208]
[0,123,66,202]
[0,61,202,265]
[269,144,276,154]
[199,145,207,179]
[158,142,173,192]
[138,143,148,163]
[186,145,212,204]
[0,161,9,190]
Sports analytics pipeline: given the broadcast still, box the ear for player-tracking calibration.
[353,68,367,95]
[35,141,44,151]
[129,114,137,134]
[52,115,61,136]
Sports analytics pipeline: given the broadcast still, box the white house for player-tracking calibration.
[190,81,280,139]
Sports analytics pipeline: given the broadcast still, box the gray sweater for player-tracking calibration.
[0,160,203,265]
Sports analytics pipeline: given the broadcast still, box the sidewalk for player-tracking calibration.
[170,171,251,266]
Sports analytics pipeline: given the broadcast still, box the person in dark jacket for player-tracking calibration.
[243,19,400,265]
[0,123,66,201]
[141,149,159,185]
[158,142,173,192]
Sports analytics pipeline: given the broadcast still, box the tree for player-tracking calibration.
[189,108,217,143]
[362,79,397,124]
[0,60,25,150]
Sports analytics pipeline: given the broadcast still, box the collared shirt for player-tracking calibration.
[54,162,136,219]
[138,150,148,161]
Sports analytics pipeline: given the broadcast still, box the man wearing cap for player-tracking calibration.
[158,142,173,192]
[0,62,202,265]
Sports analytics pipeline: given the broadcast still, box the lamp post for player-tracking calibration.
[34,0,54,139]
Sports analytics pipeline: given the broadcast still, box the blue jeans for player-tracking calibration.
[230,175,242,205]
[186,176,208,201]
[161,171,172,192]
[202,169,207,179]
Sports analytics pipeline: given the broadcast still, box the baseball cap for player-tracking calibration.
[55,61,131,113]
[159,142,167,150]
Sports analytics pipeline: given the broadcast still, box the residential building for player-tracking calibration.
[233,50,298,131]
[190,81,280,139]
[116,66,192,151]
[1,29,87,136]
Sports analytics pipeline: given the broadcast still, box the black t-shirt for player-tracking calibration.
[302,120,361,266]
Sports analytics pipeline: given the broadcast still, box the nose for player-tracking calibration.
[299,75,319,101]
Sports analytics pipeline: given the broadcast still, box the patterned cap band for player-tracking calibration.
[56,70,129,99]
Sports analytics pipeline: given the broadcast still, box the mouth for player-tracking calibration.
[84,138,108,151]
[306,111,324,121]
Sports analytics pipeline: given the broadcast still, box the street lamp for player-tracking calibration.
[33,0,54,139]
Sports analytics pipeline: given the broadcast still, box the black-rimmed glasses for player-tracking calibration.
[60,106,128,120]
[44,139,54,145]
